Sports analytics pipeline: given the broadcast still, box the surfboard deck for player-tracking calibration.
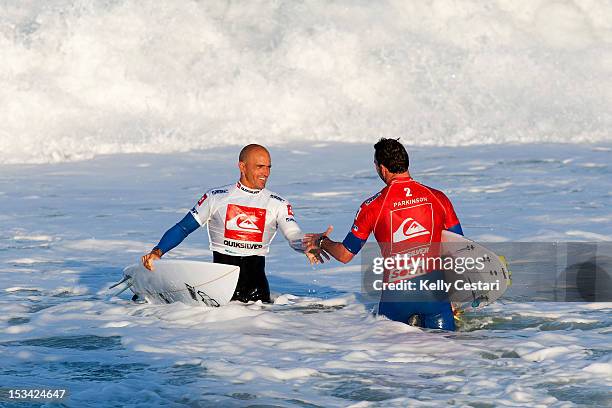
[122,260,240,306]
[441,231,511,309]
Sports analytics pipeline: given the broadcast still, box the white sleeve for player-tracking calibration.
[190,190,214,226]
[276,201,305,252]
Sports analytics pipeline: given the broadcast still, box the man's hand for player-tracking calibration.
[305,247,331,265]
[303,225,333,248]
[141,248,162,271]
[303,225,333,265]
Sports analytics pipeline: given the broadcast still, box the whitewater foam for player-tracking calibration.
[1,0,611,163]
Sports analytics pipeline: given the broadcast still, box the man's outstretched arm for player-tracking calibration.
[141,212,200,270]
[309,198,373,264]
[275,200,332,264]
[305,226,363,265]
[142,191,213,271]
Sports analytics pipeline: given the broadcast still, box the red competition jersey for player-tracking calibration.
[350,175,460,259]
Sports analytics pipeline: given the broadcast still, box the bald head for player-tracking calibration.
[238,144,272,190]
[239,144,270,162]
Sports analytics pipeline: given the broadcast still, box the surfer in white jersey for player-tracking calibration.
[141,144,322,303]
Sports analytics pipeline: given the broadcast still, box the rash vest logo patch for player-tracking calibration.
[390,203,433,253]
[224,204,266,242]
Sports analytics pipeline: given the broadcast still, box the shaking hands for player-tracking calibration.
[303,225,333,265]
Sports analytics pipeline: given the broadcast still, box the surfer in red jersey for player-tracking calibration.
[306,138,463,330]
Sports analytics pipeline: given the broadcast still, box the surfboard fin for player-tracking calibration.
[108,275,133,297]
[109,275,131,289]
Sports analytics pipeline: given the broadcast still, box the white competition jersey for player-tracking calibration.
[189,181,305,256]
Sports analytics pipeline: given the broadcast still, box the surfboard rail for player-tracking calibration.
[441,231,511,309]
[119,260,240,306]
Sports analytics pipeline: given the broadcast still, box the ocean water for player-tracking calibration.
[1,0,611,406]
[1,143,611,407]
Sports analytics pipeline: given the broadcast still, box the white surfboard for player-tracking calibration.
[122,260,240,307]
[441,231,511,309]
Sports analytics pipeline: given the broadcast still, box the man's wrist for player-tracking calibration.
[316,235,329,249]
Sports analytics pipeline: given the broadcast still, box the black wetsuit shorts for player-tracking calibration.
[213,252,270,303]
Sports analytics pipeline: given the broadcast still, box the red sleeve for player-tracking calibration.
[351,200,376,240]
[432,190,460,229]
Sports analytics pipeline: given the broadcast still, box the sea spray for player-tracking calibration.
[1,0,611,163]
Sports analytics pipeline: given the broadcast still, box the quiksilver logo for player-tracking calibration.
[226,213,262,232]
[392,218,430,243]
[224,204,266,242]
[223,239,263,249]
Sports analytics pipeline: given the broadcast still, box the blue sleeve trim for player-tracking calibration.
[156,212,200,254]
[342,231,367,255]
[447,223,464,236]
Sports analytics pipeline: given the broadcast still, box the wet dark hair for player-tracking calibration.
[373,138,409,173]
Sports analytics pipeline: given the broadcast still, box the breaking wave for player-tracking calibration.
[1,0,611,163]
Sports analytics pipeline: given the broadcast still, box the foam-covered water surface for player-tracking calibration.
[0,144,610,406]
[1,0,611,163]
